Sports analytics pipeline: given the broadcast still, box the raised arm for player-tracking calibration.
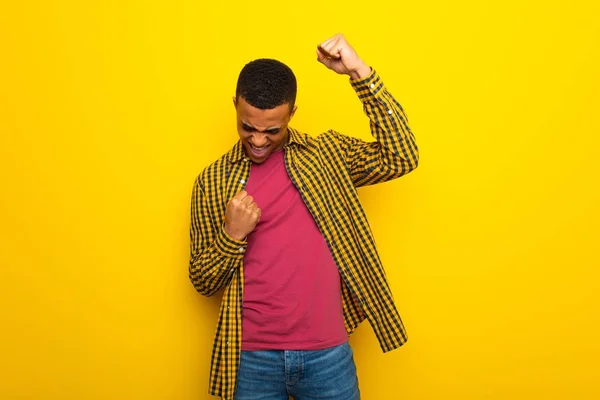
[317,34,419,187]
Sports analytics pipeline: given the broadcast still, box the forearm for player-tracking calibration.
[189,177,246,296]
[189,225,245,296]
[352,69,419,171]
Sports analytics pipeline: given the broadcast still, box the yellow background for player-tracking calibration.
[1,0,599,398]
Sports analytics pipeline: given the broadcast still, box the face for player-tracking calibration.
[234,96,297,164]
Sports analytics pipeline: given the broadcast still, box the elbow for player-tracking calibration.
[408,154,419,173]
[388,152,419,177]
[189,261,219,297]
[401,148,419,175]
[189,274,219,297]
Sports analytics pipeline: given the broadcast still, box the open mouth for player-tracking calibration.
[248,143,270,158]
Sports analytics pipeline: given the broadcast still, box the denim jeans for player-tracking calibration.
[234,341,360,400]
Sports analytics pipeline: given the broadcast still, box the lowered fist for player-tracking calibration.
[316,33,371,80]
[223,190,261,241]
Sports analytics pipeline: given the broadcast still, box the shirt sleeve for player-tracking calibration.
[328,68,419,187]
[189,175,246,296]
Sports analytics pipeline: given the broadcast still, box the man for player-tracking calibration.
[189,34,419,400]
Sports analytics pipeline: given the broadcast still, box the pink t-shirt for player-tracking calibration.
[241,149,348,351]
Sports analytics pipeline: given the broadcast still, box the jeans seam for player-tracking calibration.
[299,351,304,382]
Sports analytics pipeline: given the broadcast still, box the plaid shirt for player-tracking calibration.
[189,69,419,399]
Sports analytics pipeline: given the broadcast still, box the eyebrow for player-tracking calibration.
[241,122,282,134]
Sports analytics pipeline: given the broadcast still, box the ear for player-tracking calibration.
[290,105,298,119]
[232,96,237,109]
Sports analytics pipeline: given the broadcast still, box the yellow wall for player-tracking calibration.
[1,0,599,398]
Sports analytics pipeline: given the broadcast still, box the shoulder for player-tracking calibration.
[195,146,235,186]
[290,130,358,167]
[289,126,351,148]
[314,129,361,151]
[292,128,353,147]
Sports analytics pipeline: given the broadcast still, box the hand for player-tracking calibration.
[316,33,371,80]
[223,190,261,241]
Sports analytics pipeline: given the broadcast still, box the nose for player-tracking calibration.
[250,133,268,147]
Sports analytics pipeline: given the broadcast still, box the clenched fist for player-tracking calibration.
[316,33,371,80]
[223,190,261,241]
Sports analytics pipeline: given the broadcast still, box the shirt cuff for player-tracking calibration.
[350,68,384,102]
[214,224,247,259]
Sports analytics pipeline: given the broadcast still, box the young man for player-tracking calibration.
[189,34,419,400]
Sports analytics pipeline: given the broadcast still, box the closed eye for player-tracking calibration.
[241,123,281,135]
[242,123,256,132]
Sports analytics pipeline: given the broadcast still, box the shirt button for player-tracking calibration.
[388,109,393,115]
[239,247,244,253]
[370,83,375,89]
[240,179,245,184]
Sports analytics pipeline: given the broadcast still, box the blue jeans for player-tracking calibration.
[234,342,360,400]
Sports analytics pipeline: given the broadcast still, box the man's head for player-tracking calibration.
[233,59,298,163]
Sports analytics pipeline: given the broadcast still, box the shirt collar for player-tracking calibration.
[227,127,307,164]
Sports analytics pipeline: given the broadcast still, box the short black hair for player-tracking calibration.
[236,59,297,110]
